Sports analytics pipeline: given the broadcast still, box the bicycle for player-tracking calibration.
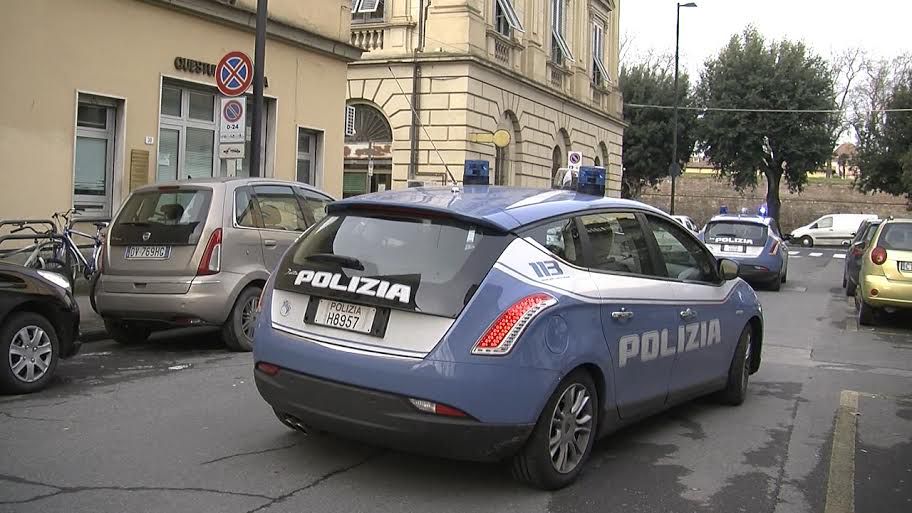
[0,223,68,273]
[48,209,108,312]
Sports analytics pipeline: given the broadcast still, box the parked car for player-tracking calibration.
[672,215,699,233]
[789,213,878,248]
[855,218,912,325]
[94,178,334,351]
[843,218,883,296]
[253,185,762,490]
[1,263,81,394]
[700,213,788,291]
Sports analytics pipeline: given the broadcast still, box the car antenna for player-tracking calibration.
[387,65,460,192]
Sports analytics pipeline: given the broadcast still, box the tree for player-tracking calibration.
[620,61,698,199]
[854,69,912,202]
[695,28,837,224]
[826,48,864,177]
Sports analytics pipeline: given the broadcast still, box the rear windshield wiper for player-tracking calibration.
[305,253,365,270]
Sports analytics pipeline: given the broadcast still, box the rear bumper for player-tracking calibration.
[726,256,782,283]
[94,272,242,325]
[255,367,533,462]
[861,275,912,309]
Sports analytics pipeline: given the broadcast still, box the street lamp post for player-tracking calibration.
[670,1,697,215]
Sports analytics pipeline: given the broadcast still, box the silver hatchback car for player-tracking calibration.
[95,177,333,351]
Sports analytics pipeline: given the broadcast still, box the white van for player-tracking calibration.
[789,214,878,247]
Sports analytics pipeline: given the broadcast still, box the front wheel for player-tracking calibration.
[512,370,598,490]
[1,313,60,394]
[718,325,753,406]
[799,236,814,248]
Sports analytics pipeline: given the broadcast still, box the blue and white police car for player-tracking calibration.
[700,213,789,291]
[253,168,764,490]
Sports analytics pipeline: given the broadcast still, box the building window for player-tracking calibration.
[297,128,322,186]
[495,0,524,37]
[74,97,116,216]
[551,0,573,65]
[592,17,610,84]
[159,82,270,181]
[352,0,384,23]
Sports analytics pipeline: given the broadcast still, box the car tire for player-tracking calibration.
[799,236,814,248]
[718,324,753,406]
[857,297,877,326]
[88,273,101,315]
[512,369,598,490]
[769,276,782,291]
[845,279,857,297]
[222,286,262,352]
[1,312,60,395]
[104,319,151,345]
[781,265,787,284]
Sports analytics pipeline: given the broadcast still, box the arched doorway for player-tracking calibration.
[494,111,521,186]
[551,146,563,182]
[551,129,571,183]
[344,102,393,197]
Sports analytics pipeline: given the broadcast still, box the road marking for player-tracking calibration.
[810,252,824,257]
[834,253,847,259]
[788,251,801,256]
[824,390,859,513]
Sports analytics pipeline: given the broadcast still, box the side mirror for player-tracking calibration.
[719,259,740,281]
[783,234,792,241]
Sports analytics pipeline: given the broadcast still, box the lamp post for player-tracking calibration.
[670,1,697,215]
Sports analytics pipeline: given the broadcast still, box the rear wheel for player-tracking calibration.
[222,286,261,352]
[88,273,101,314]
[768,275,782,291]
[845,278,857,297]
[719,325,753,406]
[1,313,59,394]
[104,319,151,345]
[512,369,598,490]
[857,296,877,326]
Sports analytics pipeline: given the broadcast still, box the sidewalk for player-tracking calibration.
[75,294,108,342]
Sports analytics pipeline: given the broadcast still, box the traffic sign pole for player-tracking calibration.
[249,0,268,178]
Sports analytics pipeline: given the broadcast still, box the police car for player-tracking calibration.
[700,213,788,291]
[253,167,764,490]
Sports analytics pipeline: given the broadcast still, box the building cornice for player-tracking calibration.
[139,0,363,62]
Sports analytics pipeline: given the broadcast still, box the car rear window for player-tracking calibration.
[878,223,912,251]
[704,222,768,246]
[110,189,212,245]
[274,212,512,318]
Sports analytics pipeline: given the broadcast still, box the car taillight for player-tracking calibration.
[256,362,280,376]
[197,228,222,276]
[408,398,468,417]
[770,240,780,256]
[471,292,557,356]
[871,247,887,265]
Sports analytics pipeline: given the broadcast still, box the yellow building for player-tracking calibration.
[0,0,360,220]
[344,0,625,196]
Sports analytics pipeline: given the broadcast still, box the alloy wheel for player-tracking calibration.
[548,383,593,474]
[8,325,53,383]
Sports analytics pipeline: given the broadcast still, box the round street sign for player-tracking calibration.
[223,99,244,123]
[216,51,253,97]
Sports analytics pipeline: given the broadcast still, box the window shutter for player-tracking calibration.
[345,105,357,137]
[358,0,380,13]
[496,0,525,32]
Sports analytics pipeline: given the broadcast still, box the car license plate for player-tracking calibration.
[125,245,170,260]
[312,299,377,334]
[900,261,912,272]
[723,244,746,253]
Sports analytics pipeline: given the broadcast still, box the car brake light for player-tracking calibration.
[197,228,222,275]
[770,240,780,256]
[871,247,887,265]
[256,362,280,376]
[408,398,468,417]
[471,292,557,356]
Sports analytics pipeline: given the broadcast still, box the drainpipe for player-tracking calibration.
[408,0,429,180]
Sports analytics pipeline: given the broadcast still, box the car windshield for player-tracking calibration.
[274,212,511,317]
[878,223,912,251]
[110,189,212,245]
[704,221,768,245]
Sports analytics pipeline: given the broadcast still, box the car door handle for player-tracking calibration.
[263,239,277,247]
[611,308,634,321]
[680,308,698,321]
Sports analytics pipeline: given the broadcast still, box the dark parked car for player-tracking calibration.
[843,219,883,296]
[0,263,80,394]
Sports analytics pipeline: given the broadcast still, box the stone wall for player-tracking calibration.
[639,174,910,233]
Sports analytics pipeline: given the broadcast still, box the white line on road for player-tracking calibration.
[833,254,847,259]
[810,252,824,257]
[788,251,801,256]
[824,390,859,513]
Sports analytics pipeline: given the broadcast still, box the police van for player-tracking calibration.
[700,213,788,291]
[253,166,764,489]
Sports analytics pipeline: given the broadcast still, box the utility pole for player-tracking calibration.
[670,2,697,214]
[408,0,429,179]
[249,0,268,178]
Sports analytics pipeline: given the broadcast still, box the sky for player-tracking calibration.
[622,0,912,80]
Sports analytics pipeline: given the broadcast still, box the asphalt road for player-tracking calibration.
[1,247,910,513]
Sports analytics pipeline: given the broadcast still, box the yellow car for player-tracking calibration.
[856,218,912,325]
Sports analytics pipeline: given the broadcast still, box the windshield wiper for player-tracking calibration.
[306,253,365,270]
